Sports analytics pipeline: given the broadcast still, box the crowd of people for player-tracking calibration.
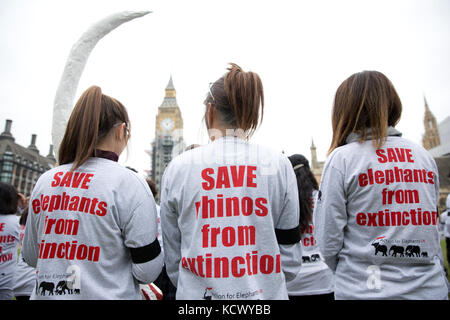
[0,64,449,300]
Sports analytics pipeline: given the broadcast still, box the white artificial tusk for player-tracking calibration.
[51,10,151,161]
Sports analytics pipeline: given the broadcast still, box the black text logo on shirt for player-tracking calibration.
[370,237,428,258]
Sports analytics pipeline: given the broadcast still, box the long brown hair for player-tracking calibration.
[328,71,402,155]
[58,85,130,170]
[0,182,18,215]
[288,154,319,232]
[204,63,264,138]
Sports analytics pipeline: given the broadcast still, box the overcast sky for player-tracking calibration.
[1,0,449,176]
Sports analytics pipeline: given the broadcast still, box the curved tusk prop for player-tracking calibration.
[52,10,151,161]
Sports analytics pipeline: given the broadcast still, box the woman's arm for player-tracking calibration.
[159,169,181,288]
[275,156,302,282]
[314,162,347,272]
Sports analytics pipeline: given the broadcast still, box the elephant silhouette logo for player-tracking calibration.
[389,245,404,257]
[371,240,425,259]
[37,279,81,296]
[301,254,321,263]
[371,242,387,256]
[55,280,72,295]
[39,281,55,296]
[405,245,421,257]
[310,254,320,262]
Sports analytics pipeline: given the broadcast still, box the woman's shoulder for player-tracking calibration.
[326,135,437,172]
[385,135,432,156]
[88,159,153,200]
[323,143,353,165]
[172,140,287,167]
[34,164,69,186]
[105,161,150,190]
[0,212,20,227]
[41,159,148,190]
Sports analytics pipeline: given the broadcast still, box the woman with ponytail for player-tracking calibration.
[160,64,302,300]
[285,154,334,300]
[22,86,163,299]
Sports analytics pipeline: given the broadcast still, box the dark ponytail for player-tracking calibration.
[58,85,130,170]
[288,154,319,232]
[0,182,18,215]
[205,63,264,138]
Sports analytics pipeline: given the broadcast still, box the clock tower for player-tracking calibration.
[151,76,185,201]
[422,96,441,150]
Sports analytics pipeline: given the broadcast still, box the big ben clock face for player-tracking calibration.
[161,118,174,131]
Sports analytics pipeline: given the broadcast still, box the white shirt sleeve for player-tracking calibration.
[22,190,39,268]
[275,156,302,282]
[314,162,347,272]
[132,254,164,284]
[122,191,164,284]
[159,167,181,288]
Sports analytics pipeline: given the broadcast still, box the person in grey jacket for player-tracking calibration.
[314,70,448,300]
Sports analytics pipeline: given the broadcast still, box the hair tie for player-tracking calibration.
[293,164,304,170]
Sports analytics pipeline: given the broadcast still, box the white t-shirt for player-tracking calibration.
[155,204,163,254]
[315,128,448,300]
[22,157,163,299]
[160,136,302,300]
[13,224,36,297]
[0,214,20,291]
[287,190,334,296]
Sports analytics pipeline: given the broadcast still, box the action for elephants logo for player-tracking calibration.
[36,279,80,296]
[36,265,81,296]
[370,236,428,258]
[301,254,321,263]
[202,286,263,300]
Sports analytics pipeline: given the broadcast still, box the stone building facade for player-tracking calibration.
[0,119,56,196]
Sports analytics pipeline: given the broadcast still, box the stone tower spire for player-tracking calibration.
[165,75,176,98]
[422,96,440,150]
[159,75,178,109]
[151,75,185,202]
[310,138,318,169]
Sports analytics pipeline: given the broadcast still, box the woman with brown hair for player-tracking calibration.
[22,86,163,299]
[160,63,302,300]
[315,71,448,299]
[286,154,334,300]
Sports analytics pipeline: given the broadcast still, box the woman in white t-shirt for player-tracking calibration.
[286,154,334,300]
[0,182,20,300]
[314,71,447,299]
[22,85,163,299]
[160,63,302,300]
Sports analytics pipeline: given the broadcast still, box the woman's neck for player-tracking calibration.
[95,149,119,162]
[208,126,247,141]
[96,138,123,156]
